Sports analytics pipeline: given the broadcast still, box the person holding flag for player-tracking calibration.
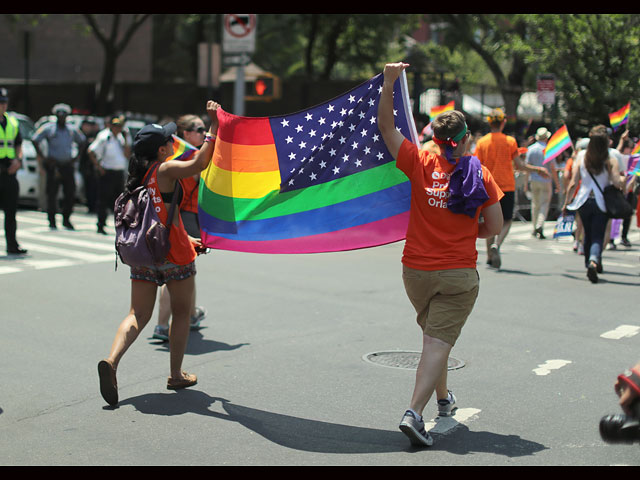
[153,114,210,342]
[97,100,220,407]
[378,62,504,447]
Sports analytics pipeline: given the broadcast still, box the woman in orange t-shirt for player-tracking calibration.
[378,62,504,448]
[97,101,220,408]
[474,109,550,269]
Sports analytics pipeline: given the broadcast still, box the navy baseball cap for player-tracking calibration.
[133,122,177,158]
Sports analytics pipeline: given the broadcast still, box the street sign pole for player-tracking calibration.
[223,14,257,116]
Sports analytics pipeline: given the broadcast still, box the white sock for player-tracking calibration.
[408,408,423,421]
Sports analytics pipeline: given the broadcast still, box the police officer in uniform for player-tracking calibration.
[0,88,27,255]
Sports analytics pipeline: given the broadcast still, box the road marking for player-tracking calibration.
[600,325,640,340]
[533,359,572,376]
[425,408,481,434]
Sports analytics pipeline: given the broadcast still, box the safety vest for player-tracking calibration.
[0,113,19,159]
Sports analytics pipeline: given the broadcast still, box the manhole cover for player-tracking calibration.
[363,351,465,371]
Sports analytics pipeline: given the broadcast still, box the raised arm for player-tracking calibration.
[378,63,410,160]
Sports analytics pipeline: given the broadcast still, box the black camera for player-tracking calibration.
[600,400,640,444]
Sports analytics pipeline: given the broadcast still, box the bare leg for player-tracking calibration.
[107,280,158,370]
[157,284,171,328]
[409,334,453,417]
[166,275,195,380]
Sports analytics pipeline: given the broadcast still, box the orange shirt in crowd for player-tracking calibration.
[474,132,519,192]
[396,139,504,271]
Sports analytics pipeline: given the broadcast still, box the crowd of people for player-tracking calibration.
[2,75,638,448]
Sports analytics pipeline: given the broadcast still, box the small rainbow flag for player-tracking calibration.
[628,155,640,176]
[631,140,640,156]
[198,72,416,254]
[543,125,572,164]
[609,102,630,131]
[430,101,454,121]
[167,135,198,161]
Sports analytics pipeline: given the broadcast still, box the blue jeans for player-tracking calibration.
[578,198,609,267]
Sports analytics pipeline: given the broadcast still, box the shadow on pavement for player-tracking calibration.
[117,389,547,457]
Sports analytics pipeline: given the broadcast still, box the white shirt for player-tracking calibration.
[568,150,612,213]
[88,128,128,170]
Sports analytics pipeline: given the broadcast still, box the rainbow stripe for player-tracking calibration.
[167,135,198,161]
[631,140,640,156]
[430,101,454,121]
[543,125,572,164]
[609,102,630,131]
[198,73,416,254]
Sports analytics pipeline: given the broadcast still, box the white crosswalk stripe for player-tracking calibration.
[0,208,117,275]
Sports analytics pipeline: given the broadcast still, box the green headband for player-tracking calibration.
[451,123,468,143]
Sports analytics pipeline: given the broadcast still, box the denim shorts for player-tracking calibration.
[402,265,479,346]
[130,260,196,286]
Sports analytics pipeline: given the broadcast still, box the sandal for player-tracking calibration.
[167,372,197,390]
[98,359,118,406]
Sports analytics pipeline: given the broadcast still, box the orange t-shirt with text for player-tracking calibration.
[474,132,518,192]
[397,139,503,271]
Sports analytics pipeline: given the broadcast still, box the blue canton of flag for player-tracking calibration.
[269,73,417,193]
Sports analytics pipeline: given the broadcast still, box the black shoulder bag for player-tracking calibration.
[588,169,632,219]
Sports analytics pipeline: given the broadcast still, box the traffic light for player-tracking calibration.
[246,75,280,101]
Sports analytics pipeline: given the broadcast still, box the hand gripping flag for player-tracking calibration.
[198,72,418,254]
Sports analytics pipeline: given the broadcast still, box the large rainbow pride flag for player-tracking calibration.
[543,124,572,164]
[609,102,630,131]
[198,72,417,254]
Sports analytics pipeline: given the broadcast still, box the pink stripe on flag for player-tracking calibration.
[201,212,410,254]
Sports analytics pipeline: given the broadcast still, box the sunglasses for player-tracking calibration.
[190,126,206,134]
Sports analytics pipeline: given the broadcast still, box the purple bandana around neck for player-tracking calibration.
[447,155,489,217]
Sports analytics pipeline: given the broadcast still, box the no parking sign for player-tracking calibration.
[223,14,257,54]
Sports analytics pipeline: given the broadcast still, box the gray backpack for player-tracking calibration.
[114,162,179,268]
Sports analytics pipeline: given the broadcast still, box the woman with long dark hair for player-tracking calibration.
[98,101,220,407]
[153,113,210,341]
[563,125,623,283]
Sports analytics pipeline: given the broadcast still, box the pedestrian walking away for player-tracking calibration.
[474,108,550,269]
[88,114,131,234]
[153,113,210,342]
[0,87,27,255]
[32,103,86,230]
[98,100,220,407]
[563,125,623,283]
[378,62,504,447]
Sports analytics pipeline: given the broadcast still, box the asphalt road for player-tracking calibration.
[1,208,639,465]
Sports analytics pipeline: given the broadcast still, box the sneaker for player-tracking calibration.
[190,306,207,329]
[399,410,433,447]
[621,237,632,247]
[488,244,501,269]
[437,390,457,417]
[587,262,598,283]
[63,220,75,231]
[152,325,169,342]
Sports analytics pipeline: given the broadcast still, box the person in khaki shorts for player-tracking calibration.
[378,63,504,447]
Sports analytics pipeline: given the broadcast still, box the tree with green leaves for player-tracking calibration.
[525,14,640,138]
